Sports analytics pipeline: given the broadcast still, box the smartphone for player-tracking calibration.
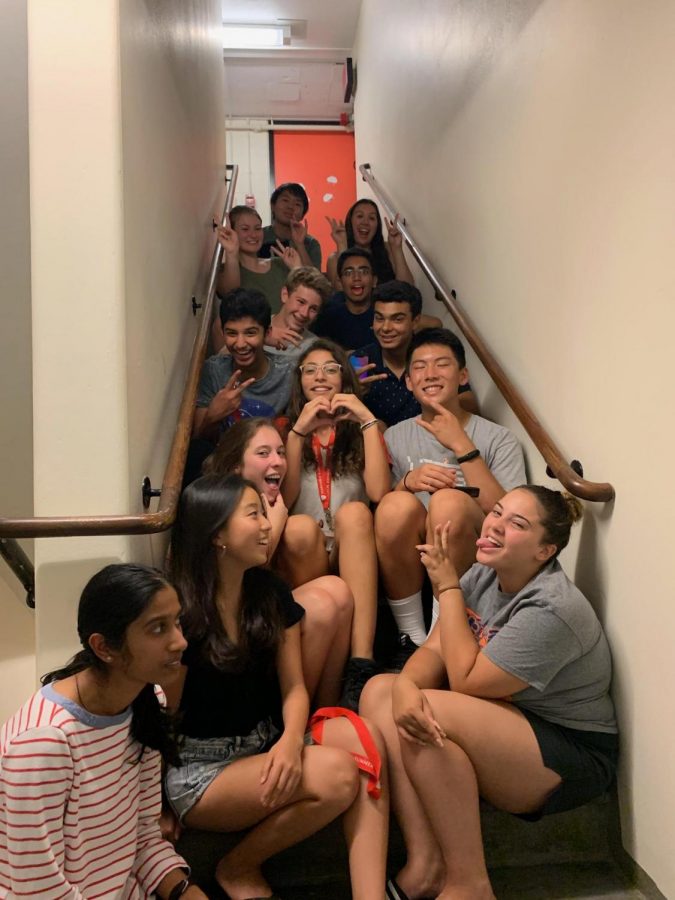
[349,354,370,381]
[454,485,480,497]
[418,459,479,497]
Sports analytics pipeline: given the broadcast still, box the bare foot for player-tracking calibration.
[215,856,274,900]
[395,859,445,899]
[437,879,495,899]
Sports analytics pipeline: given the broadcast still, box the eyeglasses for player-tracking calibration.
[299,362,343,377]
[341,266,372,278]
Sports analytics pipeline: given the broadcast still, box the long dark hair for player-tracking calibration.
[345,199,395,283]
[204,417,278,477]
[169,474,285,671]
[287,339,365,477]
[41,564,181,766]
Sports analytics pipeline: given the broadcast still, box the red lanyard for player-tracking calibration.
[311,428,335,515]
[309,706,382,799]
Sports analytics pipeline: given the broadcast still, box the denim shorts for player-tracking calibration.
[165,717,281,824]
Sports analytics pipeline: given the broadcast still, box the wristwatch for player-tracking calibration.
[168,877,190,900]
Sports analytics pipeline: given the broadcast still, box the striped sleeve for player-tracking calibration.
[0,725,86,899]
[129,748,187,895]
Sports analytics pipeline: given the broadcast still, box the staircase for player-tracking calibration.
[176,790,655,899]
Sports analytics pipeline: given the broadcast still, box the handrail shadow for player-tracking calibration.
[359,163,614,503]
[0,164,238,543]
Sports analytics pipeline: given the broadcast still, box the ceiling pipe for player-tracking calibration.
[225,119,352,133]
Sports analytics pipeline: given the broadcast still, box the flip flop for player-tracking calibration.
[386,878,410,900]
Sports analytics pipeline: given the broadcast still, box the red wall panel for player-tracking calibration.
[272,131,356,272]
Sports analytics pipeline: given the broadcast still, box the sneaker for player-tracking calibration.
[388,633,419,673]
[340,657,379,711]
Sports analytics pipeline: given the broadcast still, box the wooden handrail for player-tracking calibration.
[359,163,615,502]
[0,538,35,608]
[0,164,238,539]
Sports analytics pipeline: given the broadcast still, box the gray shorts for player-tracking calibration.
[165,717,281,824]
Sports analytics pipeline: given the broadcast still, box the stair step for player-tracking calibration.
[176,794,615,896]
[482,793,613,867]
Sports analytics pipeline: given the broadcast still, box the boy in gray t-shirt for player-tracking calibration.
[193,288,293,441]
[376,328,526,656]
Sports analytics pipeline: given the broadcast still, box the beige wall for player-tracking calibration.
[355,1,675,894]
[25,0,226,678]
[0,0,37,721]
[225,122,272,216]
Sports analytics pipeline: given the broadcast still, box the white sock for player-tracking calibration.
[430,596,440,632]
[388,592,426,645]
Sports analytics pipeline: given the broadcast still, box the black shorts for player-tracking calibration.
[517,708,619,820]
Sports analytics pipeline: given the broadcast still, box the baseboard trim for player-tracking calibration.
[607,791,666,899]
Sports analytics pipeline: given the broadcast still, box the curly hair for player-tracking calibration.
[287,339,366,477]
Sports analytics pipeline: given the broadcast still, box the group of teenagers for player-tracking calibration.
[0,185,619,900]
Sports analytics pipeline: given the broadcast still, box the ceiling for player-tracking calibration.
[221,0,362,120]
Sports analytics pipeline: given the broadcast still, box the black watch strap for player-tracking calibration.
[456,448,480,464]
[168,877,190,900]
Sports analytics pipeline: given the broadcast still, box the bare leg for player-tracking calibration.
[319,716,390,900]
[426,489,484,578]
[293,576,353,707]
[401,690,562,899]
[375,492,428,601]
[333,502,378,659]
[185,744,359,900]
[275,514,330,587]
[361,674,445,899]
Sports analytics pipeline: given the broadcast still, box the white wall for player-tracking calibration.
[225,121,272,219]
[0,0,37,722]
[26,0,226,679]
[355,1,675,894]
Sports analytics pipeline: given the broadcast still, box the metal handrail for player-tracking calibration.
[0,164,238,541]
[360,163,615,502]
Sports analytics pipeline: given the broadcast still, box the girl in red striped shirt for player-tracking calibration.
[0,563,206,900]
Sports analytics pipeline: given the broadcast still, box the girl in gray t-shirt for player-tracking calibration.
[361,485,618,900]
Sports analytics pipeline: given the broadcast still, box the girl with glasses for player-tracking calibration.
[285,340,392,709]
